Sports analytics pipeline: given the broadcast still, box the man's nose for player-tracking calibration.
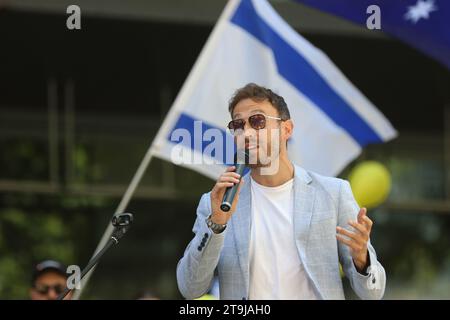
[243,123,256,138]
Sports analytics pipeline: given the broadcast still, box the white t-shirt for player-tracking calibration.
[248,177,319,300]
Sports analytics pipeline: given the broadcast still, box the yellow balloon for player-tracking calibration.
[348,161,391,209]
[195,294,217,300]
[339,263,344,278]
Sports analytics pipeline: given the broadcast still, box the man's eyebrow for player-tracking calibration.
[233,109,267,119]
[249,109,266,115]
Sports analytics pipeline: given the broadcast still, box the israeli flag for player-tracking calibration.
[151,0,397,179]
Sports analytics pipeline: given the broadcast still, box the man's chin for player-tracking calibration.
[246,148,267,166]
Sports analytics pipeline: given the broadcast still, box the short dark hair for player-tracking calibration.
[228,83,291,120]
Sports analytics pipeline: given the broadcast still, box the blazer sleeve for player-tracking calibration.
[337,179,386,300]
[176,192,227,299]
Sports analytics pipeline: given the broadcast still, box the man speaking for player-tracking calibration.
[176,83,386,300]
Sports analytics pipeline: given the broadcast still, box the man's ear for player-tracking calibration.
[283,119,294,140]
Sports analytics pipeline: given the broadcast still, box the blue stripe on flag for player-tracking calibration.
[230,0,383,146]
[167,112,237,165]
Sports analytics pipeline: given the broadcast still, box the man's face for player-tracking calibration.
[231,98,292,169]
[30,271,71,300]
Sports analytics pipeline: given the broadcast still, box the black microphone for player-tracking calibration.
[220,149,248,212]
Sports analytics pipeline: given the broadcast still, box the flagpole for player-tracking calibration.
[72,143,157,299]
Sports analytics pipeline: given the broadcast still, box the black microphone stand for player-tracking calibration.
[57,213,133,300]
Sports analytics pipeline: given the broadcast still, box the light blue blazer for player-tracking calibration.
[176,165,386,300]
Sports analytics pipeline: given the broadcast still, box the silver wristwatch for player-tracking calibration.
[206,215,227,234]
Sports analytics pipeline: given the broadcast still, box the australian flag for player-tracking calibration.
[294,0,450,70]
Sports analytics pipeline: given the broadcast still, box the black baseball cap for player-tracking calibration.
[32,260,67,284]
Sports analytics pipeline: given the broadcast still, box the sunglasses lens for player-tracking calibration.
[36,284,65,295]
[228,119,245,134]
[54,285,64,294]
[249,114,266,130]
[36,285,49,295]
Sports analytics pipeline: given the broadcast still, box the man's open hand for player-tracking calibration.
[336,207,372,273]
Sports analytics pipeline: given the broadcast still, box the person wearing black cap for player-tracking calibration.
[30,260,71,300]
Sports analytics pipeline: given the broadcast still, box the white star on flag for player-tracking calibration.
[404,0,438,23]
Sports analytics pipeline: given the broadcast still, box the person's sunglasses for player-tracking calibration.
[228,114,283,135]
[34,284,65,295]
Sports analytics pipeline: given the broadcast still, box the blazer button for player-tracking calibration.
[204,233,209,238]
[197,246,202,251]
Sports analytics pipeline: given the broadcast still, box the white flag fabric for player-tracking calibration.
[151,0,397,179]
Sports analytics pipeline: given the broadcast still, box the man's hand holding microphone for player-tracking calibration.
[208,150,248,233]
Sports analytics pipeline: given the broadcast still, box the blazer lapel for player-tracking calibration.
[292,166,315,260]
[230,174,251,293]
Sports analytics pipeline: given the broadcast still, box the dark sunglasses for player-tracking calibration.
[228,114,283,135]
[34,284,65,295]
